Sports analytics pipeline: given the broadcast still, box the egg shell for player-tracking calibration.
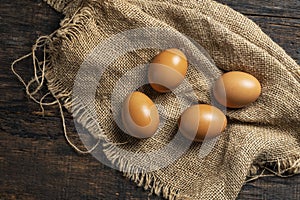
[121,91,159,138]
[178,104,227,142]
[148,48,188,93]
[213,71,261,108]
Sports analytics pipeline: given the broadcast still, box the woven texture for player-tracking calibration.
[43,0,300,199]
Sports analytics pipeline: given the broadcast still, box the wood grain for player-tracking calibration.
[0,0,299,199]
[219,0,300,19]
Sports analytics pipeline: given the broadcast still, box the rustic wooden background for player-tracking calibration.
[1,0,299,199]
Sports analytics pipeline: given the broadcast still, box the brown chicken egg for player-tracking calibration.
[121,91,160,138]
[148,48,188,93]
[178,104,227,142]
[213,71,261,108]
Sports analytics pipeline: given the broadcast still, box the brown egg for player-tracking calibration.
[213,71,261,108]
[148,48,188,93]
[121,91,159,138]
[178,104,227,142]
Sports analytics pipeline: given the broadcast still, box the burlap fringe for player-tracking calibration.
[44,0,83,15]
[247,156,300,182]
[104,143,181,199]
[45,0,68,12]
[11,3,300,200]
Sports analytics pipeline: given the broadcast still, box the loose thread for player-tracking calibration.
[11,36,55,111]
[39,92,58,116]
[11,34,101,154]
[246,168,272,182]
[11,53,33,88]
[31,36,48,94]
[57,99,101,154]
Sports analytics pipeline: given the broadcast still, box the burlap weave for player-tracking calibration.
[35,0,300,199]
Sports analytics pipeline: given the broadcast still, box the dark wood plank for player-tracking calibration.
[218,0,300,19]
[0,0,299,200]
[238,175,300,199]
[0,131,163,200]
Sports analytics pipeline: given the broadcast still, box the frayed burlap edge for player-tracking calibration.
[11,1,300,200]
[44,0,84,15]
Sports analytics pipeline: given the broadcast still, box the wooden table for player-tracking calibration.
[1,0,299,199]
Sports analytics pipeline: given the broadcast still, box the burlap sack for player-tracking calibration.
[20,0,300,199]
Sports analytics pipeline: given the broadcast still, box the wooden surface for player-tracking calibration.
[0,0,299,199]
